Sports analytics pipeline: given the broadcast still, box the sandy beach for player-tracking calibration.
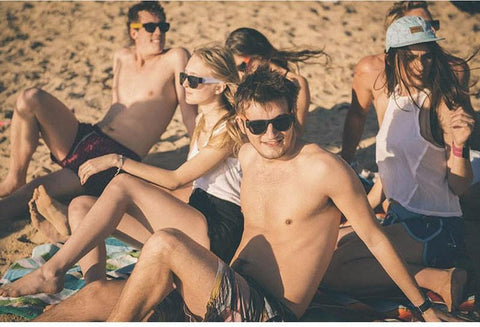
[0,1,479,321]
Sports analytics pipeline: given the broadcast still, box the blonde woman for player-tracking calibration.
[0,46,244,299]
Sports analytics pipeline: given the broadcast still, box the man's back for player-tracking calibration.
[232,140,346,317]
[98,47,192,157]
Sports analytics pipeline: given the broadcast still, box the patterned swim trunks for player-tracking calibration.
[51,123,141,196]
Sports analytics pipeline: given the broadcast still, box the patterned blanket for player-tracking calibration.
[1,238,478,321]
[0,238,139,319]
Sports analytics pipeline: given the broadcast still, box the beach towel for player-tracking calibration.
[0,237,139,320]
[302,287,477,322]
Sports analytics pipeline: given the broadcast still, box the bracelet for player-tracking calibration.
[451,142,470,159]
[416,296,432,314]
[114,154,125,177]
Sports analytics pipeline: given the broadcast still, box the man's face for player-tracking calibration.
[238,98,295,160]
[130,11,166,56]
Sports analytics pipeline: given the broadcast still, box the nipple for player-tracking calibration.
[285,219,292,225]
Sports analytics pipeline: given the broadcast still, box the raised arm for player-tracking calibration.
[341,57,378,163]
[324,156,438,321]
[439,60,475,195]
[172,47,197,138]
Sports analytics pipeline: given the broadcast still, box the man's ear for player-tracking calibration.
[129,28,138,41]
[235,116,247,134]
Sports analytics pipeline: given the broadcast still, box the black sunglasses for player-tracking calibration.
[245,114,295,135]
[179,72,221,89]
[428,20,440,31]
[130,21,170,33]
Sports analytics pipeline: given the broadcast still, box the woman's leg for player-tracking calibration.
[322,223,466,311]
[0,173,209,297]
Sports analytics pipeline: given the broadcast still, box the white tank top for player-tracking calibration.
[376,89,462,217]
[187,122,242,206]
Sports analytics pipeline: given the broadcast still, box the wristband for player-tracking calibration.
[114,154,125,177]
[416,296,432,314]
[451,143,469,159]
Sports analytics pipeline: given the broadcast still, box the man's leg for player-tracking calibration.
[108,228,219,321]
[33,280,126,322]
[322,223,466,311]
[0,168,84,221]
[0,173,209,297]
[0,88,81,216]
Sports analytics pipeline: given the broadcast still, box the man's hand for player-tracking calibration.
[78,154,120,185]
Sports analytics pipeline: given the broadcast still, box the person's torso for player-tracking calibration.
[188,121,242,206]
[98,48,179,157]
[376,88,461,216]
[231,143,342,318]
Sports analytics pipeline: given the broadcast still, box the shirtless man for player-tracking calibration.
[34,67,440,322]
[0,2,196,225]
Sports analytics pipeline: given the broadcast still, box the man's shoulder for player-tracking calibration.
[298,143,346,171]
[355,53,384,75]
[163,47,191,62]
[114,47,135,60]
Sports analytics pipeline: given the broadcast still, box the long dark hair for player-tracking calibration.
[225,27,328,70]
[385,42,474,146]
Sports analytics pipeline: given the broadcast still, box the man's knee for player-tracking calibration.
[16,87,44,115]
[68,195,96,229]
[142,229,187,259]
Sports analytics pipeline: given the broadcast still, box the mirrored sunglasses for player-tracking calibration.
[130,21,170,33]
[245,114,295,135]
[179,72,222,89]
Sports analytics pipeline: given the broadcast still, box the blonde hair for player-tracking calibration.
[191,46,245,156]
[384,1,430,30]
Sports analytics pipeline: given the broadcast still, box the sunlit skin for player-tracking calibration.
[130,11,167,59]
[236,98,296,161]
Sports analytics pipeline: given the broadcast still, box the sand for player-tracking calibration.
[0,1,479,321]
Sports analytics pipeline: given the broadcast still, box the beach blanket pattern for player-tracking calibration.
[0,237,138,320]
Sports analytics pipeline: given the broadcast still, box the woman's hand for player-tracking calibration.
[78,154,120,185]
[450,107,475,147]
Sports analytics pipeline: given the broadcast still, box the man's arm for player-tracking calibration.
[324,156,438,321]
[341,58,377,163]
[111,50,122,104]
[172,48,197,138]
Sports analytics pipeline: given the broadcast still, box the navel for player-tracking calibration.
[285,219,292,225]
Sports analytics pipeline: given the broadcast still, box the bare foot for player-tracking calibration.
[29,198,68,243]
[0,267,64,297]
[440,268,467,312]
[32,185,70,237]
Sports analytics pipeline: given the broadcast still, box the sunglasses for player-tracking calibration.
[179,72,222,89]
[237,57,252,73]
[244,114,295,135]
[130,21,170,33]
[428,20,440,31]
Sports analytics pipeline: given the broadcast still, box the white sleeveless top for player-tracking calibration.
[188,122,242,206]
[376,89,462,217]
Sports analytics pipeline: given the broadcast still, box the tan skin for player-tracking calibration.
[0,54,234,298]
[232,54,310,133]
[0,10,197,222]
[99,98,439,321]
[325,42,474,313]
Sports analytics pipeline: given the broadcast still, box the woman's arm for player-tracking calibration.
[78,145,232,190]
